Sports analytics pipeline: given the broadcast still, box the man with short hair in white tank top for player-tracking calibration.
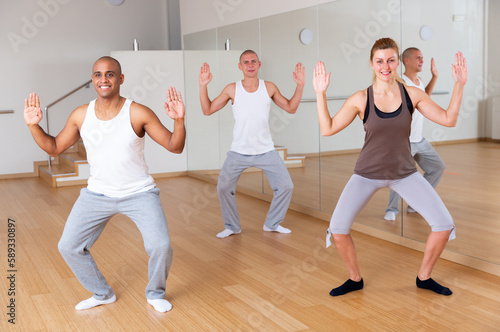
[199,50,305,238]
[384,48,446,221]
[24,56,186,313]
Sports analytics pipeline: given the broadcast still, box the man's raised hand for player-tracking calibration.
[24,92,43,126]
[199,63,213,86]
[430,58,439,78]
[164,87,185,120]
[293,62,305,86]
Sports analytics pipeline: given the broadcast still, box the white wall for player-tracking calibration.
[0,0,169,175]
[179,0,335,36]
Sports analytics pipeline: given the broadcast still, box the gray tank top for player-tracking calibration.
[354,82,417,180]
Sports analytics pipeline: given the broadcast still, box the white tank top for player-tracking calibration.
[230,80,275,155]
[402,74,425,143]
[80,99,155,197]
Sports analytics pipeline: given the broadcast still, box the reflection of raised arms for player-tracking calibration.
[199,62,234,116]
[313,61,365,136]
[409,52,468,127]
[141,87,186,154]
[265,62,305,114]
[24,92,83,157]
[424,57,439,95]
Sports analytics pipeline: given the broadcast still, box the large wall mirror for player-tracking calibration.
[183,0,500,273]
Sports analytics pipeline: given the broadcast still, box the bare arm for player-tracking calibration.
[267,62,305,114]
[313,61,362,136]
[24,92,82,156]
[425,57,439,95]
[199,62,233,116]
[414,52,467,127]
[141,87,186,154]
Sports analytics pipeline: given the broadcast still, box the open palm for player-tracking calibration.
[199,63,213,86]
[313,61,331,94]
[451,52,467,86]
[164,87,185,120]
[24,92,43,126]
[293,62,306,86]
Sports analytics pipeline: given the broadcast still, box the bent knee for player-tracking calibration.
[430,215,455,233]
[58,239,79,257]
[147,241,173,255]
[217,179,235,194]
[331,233,350,243]
[437,162,446,174]
[276,180,294,194]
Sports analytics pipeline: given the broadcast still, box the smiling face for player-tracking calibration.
[91,57,124,98]
[238,52,261,78]
[370,48,399,83]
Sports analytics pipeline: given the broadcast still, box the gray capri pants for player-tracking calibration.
[326,172,455,247]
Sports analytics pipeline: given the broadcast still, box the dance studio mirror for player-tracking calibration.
[183,0,500,270]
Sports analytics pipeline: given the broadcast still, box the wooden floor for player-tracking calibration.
[218,141,500,268]
[1,167,500,330]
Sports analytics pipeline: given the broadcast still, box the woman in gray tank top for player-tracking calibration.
[313,38,467,297]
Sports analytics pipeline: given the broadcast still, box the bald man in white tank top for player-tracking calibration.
[24,56,185,313]
[384,48,446,221]
[199,50,305,238]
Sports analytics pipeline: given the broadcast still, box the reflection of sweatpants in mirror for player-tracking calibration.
[217,150,294,232]
[385,138,446,213]
[58,187,173,301]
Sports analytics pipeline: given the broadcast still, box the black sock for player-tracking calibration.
[416,277,452,296]
[329,278,364,296]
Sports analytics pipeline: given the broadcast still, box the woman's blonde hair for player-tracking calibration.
[370,38,405,84]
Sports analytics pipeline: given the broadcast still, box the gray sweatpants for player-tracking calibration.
[326,172,455,247]
[386,138,446,213]
[58,187,173,301]
[217,150,294,232]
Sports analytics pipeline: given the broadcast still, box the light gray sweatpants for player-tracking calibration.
[386,138,446,213]
[58,187,173,301]
[217,150,294,232]
[326,172,455,247]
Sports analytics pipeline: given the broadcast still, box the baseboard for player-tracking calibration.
[152,171,189,179]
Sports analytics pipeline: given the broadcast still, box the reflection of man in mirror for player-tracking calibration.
[199,50,305,238]
[384,47,446,221]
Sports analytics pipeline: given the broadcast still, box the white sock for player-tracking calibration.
[384,211,396,221]
[263,225,291,233]
[216,229,241,238]
[75,294,116,310]
[147,299,172,312]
